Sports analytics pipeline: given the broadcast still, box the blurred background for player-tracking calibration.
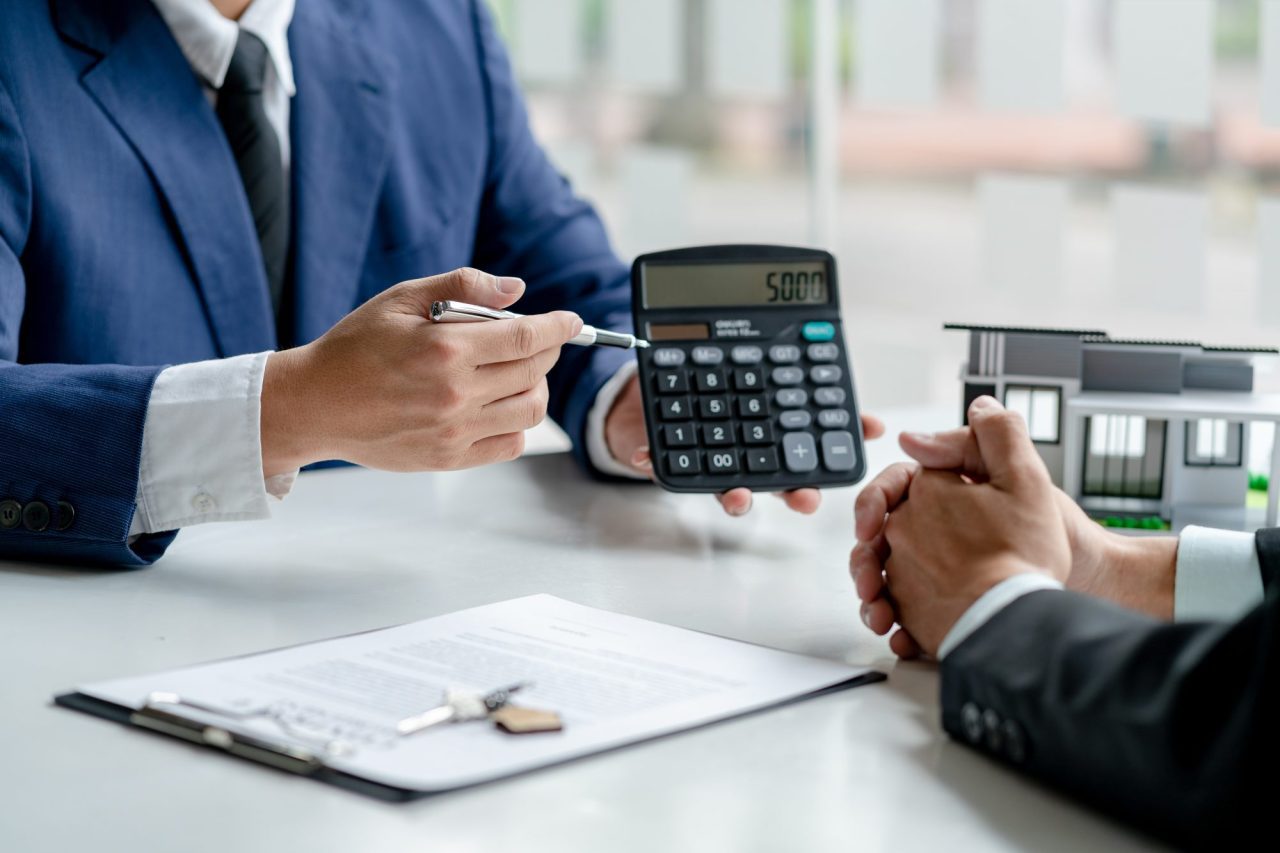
[491,0,1280,458]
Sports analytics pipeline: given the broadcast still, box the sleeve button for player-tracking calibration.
[960,702,983,744]
[1002,720,1027,764]
[22,500,51,532]
[55,501,76,532]
[982,709,1004,753]
[0,500,21,529]
[191,493,217,514]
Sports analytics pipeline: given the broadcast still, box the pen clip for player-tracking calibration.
[430,300,521,323]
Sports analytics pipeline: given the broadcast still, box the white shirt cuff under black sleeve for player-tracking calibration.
[1174,525,1264,622]
[129,352,297,536]
[937,574,1065,660]
[585,361,646,480]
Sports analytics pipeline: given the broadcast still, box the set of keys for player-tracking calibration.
[395,682,563,736]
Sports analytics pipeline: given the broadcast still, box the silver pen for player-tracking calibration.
[430,300,650,350]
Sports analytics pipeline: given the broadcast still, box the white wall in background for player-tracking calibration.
[621,146,693,256]
[976,0,1066,113]
[853,0,941,109]
[1263,1,1280,126]
[979,173,1069,297]
[1113,0,1213,126]
[510,0,583,85]
[707,0,789,99]
[1258,197,1280,325]
[1113,184,1207,313]
[607,0,683,95]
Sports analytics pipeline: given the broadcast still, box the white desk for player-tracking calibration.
[0,412,1158,853]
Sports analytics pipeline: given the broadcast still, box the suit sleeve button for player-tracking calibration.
[1002,720,1027,763]
[961,702,983,744]
[0,500,21,529]
[22,501,51,532]
[191,493,217,514]
[55,501,76,532]
[982,709,1004,753]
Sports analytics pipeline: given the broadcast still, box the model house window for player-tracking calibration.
[1089,415,1148,458]
[1185,419,1243,467]
[1004,385,1061,443]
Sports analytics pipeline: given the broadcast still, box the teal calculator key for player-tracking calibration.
[802,321,835,342]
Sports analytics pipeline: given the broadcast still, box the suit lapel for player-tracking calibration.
[54,0,277,357]
[287,1,393,344]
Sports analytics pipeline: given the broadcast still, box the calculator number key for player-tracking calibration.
[742,422,775,445]
[700,397,731,419]
[734,368,764,391]
[782,432,819,473]
[745,448,781,473]
[707,451,740,474]
[695,369,726,392]
[737,395,770,418]
[667,451,701,475]
[663,424,697,447]
[821,431,858,472]
[703,423,734,446]
[660,397,692,420]
[655,370,689,394]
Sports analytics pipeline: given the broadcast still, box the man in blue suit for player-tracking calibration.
[1,0,873,566]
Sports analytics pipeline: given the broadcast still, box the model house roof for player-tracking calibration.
[946,323,1279,356]
[943,323,1107,337]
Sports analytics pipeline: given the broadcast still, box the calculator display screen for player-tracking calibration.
[642,261,829,308]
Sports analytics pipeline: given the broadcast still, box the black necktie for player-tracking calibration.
[216,30,291,333]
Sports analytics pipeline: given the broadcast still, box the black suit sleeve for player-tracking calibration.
[940,580,1279,848]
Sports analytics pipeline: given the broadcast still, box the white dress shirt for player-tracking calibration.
[131,0,637,537]
[937,525,1267,659]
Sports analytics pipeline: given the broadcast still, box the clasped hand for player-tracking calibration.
[850,396,1073,658]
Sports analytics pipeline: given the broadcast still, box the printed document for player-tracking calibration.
[75,595,879,792]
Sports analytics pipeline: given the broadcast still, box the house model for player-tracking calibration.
[946,324,1280,532]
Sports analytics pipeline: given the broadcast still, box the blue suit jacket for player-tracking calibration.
[0,0,633,565]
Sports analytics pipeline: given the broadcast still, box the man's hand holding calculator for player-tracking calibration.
[604,375,884,515]
[607,245,879,516]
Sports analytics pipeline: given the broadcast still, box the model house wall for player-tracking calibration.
[947,324,1280,529]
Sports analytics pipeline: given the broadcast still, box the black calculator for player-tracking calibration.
[631,245,866,494]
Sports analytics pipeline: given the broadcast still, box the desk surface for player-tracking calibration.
[0,410,1158,853]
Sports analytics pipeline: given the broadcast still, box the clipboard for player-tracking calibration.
[54,595,887,801]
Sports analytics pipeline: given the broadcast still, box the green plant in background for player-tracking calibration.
[1217,0,1260,60]
[1100,516,1171,531]
[1250,472,1270,492]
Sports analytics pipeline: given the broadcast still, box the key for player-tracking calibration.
[663,423,697,447]
[707,450,739,473]
[396,682,527,736]
[742,421,775,445]
[655,370,689,394]
[703,423,733,446]
[660,397,692,420]
[492,706,563,735]
[695,369,725,392]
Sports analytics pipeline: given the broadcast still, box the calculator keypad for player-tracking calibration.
[648,341,859,482]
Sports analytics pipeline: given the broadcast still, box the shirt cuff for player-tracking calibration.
[1174,525,1264,622]
[130,352,297,535]
[585,360,646,480]
[937,574,1065,660]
